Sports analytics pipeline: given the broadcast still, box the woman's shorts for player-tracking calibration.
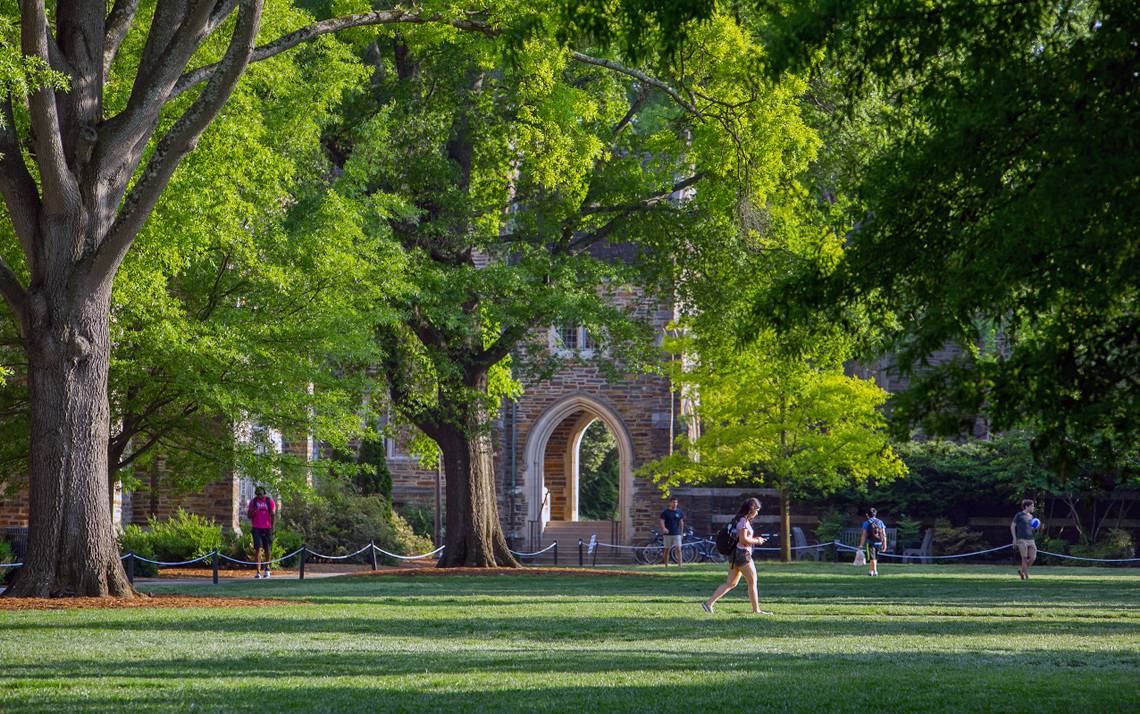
[252,527,273,552]
[730,546,753,568]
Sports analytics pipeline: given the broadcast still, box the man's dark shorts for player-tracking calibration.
[864,543,884,561]
[252,527,273,552]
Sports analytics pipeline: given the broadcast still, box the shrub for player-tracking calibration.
[397,503,434,540]
[274,529,305,567]
[1069,529,1135,566]
[0,539,15,564]
[813,510,849,562]
[282,485,433,563]
[1036,535,1069,565]
[895,516,924,550]
[144,509,225,563]
[224,528,304,568]
[119,525,159,576]
[932,518,987,556]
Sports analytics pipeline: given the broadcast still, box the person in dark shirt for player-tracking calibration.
[659,497,686,566]
[1011,499,1038,580]
[858,507,888,577]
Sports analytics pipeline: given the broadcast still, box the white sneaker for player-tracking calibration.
[253,572,261,579]
[263,570,271,579]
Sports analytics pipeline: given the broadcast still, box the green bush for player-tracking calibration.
[149,509,225,562]
[397,503,434,539]
[119,524,159,576]
[274,529,304,567]
[896,516,924,550]
[1036,535,1069,565]
[813,510,849,562]
[281,485,433,564]
[0,539,15,564]
[1069,529,1135,566]
[932,518,987,556]
[224,528,304,568]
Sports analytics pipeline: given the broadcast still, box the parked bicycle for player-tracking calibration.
[633,528,712,564]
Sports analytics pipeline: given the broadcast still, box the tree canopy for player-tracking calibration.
[567,0,1140,476]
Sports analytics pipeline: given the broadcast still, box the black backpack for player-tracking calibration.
[714,522,738,555]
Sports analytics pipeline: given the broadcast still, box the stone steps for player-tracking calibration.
[519,521,635,566]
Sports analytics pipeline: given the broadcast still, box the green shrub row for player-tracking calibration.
[117,489,434,575]
[118,509,302,576]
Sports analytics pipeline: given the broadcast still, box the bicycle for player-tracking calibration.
[684,527,725,563]
[634,528,702,564]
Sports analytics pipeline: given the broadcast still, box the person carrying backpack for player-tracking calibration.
[858,507,888,577]
[703,498,772,615]
[246,486,276,579]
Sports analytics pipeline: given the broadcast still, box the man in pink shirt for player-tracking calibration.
[247,486,276,579]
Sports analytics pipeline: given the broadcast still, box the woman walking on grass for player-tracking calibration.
[703,498,772,615]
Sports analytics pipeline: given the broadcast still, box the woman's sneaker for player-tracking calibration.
[701,602,713,614]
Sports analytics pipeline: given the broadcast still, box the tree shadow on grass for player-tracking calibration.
[2,648,1137,713]
[4,610,1137,641]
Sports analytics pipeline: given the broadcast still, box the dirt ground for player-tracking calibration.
[0,593,308,611]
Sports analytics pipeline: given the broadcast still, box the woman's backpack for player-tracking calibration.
[714,523,738,555]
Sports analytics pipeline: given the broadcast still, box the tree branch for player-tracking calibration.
[581,172,705,215]
[169,8,500,101]
[95,0,220,226]
[103,0,139,76]
[0,258,29,323]
[0,98,42,269]
[20,0,79,215]
[91,0,263,287]
[471,323,529,371]
[570,51,700,116]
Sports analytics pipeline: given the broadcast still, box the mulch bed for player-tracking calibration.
[0,593,309,611]
[147,563,367,579]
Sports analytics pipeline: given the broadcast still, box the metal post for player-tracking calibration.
[553,541,558,566]
[369,541,378,570]
[126,552,135,585]
[211,550,219,585]
[578,538,583,567]
[299,545,306,580]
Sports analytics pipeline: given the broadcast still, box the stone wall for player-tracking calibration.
[0,487,28,528]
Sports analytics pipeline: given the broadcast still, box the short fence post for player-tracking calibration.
[211,550,219,585]
[126,552,135,585]
[578,538,584,567]
[298,545,306,580]
[553,540,558,566]
[370,541,378,571]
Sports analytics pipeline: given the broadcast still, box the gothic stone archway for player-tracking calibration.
[522,393,635,541]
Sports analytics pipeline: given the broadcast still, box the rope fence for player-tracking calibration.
[4,535,1137,583]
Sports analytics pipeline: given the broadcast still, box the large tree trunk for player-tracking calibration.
[7,280,133,597]
[434,401,519,568]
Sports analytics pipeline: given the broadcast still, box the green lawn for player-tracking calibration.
[1,563,1138,712]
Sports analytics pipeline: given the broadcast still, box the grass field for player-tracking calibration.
[1,563,1137,712]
